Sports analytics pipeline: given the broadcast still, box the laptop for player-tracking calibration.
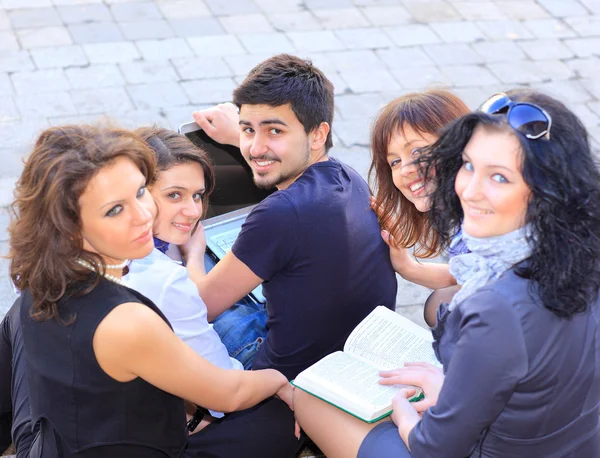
[179,122,275,304]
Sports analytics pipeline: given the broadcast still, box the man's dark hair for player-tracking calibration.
[233,54,335,151]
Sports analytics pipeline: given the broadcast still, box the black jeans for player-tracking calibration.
[0,300,37,456]
[185,397,304,458]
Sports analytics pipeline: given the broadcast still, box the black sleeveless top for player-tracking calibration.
[20,277,188,457]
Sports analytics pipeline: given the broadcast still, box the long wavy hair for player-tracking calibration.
[427,90,600,318]
[134,126,215,219]
[369,89,469,258]
[8,125,156,321]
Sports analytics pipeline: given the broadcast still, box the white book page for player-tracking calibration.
[296,352,411,415]
[344,306,439,370]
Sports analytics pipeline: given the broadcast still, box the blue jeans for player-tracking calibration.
[205,253,268,370]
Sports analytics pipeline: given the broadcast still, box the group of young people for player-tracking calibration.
[0,52,599,458]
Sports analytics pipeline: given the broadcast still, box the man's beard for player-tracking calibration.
[251,142,311,190]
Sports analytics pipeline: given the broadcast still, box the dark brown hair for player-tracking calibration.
[369,89,470,258]
[8,125,156,321]
[233,54,335,151]
[134,126,215,218]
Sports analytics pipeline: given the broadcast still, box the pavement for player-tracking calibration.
[1,0,600,321]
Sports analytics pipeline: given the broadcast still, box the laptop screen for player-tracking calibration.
[183,128,275,219]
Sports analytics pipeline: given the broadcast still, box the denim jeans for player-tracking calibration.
[205,253,268,370]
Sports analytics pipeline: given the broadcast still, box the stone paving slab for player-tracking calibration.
[1,0,600,319]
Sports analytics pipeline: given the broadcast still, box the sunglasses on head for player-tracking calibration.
[478,93,552,140]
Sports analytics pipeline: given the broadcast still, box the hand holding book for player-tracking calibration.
[379,362,444,413]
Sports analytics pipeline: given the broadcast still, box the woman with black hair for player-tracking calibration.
[293,90,600,457]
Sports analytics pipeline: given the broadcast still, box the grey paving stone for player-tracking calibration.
[0,31,19,53]
[494,1,550,20]
[442,64,499,87]
[565,16,600,37]
[168,17,225,37]
[15,91,77,117]
[163,104,209,129]
[267,12,322,32]
[30,45,89,69]
[522,18,578,39]
[488,60,573,84]
[451,86,489,109]
[327,49,385,73]
[17,26,73,48]
[171,55,231,80]
[106,109,172,129]
[580,0,600,14]
[83,41,141,63]
[334,27,393,49]
[8,7,62,29]
[377,47,434,69]
[219,14,275,34]
[120,59,178,83]
[11,69,70,94]
[53,0,105,4]
[537,0,590,17]
[518,38,575,60]
[255,0,305,13]
[68,22,125,44]
[136,38,194,60]
[589,100,600,118]
[110,1,163,21]
[471,40,527,62]
[128,81,190,108]
[403,0,461,22]
[204,0,261,16]
[57,4,112,23]
[155,0,211,19]
[0,120,47,151]
[0,97,20,123]
[223,53,274,76]
[181,77,237,104]
[335,93,386,121]
[237,33,296,54]
[423,43,483,66]
[65,64,125,89]
[333,119,371,146]
[390,66,451,89]
[476,19,535,40]
[429,21,486,43]
[383,24,442,47]
[328,145,370,181]
[566,57,600,78]
[581,78,600,99]
[119,20,175,40]
[451,1,506,20]
[0,74,14,95]
[2,0,53,8]
[339,67,400,93]
[564,37,600,57]
[187,35,246,56]
[0,51,35,73]
[311,8,370,29]
[570,103,600,127]
[71,86,135,114]
[359,5,413,26]
[304,0,353,9]
[287,30,346,52]
[0,11,10,30]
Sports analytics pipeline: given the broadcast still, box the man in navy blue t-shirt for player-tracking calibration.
[192,54,397,381]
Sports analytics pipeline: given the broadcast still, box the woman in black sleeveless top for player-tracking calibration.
[7,125,291,457]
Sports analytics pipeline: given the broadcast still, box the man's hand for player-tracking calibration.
[379,362,445,413]
[193,103,240,147]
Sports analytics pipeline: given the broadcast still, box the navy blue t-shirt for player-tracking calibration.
[232,158,397,379]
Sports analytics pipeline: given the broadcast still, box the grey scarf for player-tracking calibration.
[448,224,533,311]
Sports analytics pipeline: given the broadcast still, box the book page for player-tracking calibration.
[298,351,415,410]
[344,306,439,370]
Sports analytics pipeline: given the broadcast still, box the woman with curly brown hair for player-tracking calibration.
[5,125,291,457]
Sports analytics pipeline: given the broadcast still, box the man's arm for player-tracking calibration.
[193,103,240,147]
[189,251,264,322]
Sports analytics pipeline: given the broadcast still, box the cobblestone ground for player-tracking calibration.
[1,0,599,321]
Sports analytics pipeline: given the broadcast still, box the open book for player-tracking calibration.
[291,306,440,423]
